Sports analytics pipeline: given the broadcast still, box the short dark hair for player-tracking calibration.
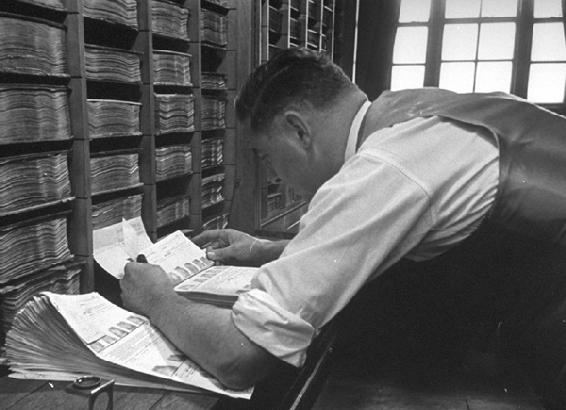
[235,48,354,132]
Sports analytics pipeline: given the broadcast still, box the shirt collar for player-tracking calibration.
[345,100,371,162]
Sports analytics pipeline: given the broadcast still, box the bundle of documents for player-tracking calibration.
[90,151,140,195]
[153,50,192,86]
[155,94,195,134]
[202,213,229,231]
[156,196,190,228]
[201,96,226,130]
[201,72,227,90]
[201,173,225,208]
[0,14,67,77]
[200,9,228,47]
[87,99,142,139]
[0,85,71,144]
[15,0,66,10]
[155,145,193,181]
[201,137,224,168]
[152,0,190,41]
[93,217,257,307]
[0,260,80,345]
[0,215,72,285]
[85,45,142,83]
[5,291,251,398]
[83,0,139,29]
[0,151,71,216]
[92,194,142,230]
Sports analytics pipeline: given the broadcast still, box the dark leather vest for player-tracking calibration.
[358,88,566,247]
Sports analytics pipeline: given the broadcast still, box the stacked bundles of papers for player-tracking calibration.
[92,194,142,230]
[201,138,224,168]
[0,14,67,77]
[0,215,72,284]
[201,173,224,208]
[83,0,138,29]
[0,85,71,144]
[201,96,226,130]
[155,145,192,181]
[157,196,190,228]
[155,94,195,134]
[14,0,66,10]
[0,261,81,345]
[0,151,71,216]
[90,151,140,195]
[153,50,192,86]
[201,72,226,90]
[202,213,229,231]
[87,99,142,139]
[85,45,141,83]
[6,291,251,398]
[152,0,190,41]
[200,9,228,47]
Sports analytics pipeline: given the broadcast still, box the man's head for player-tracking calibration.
[236,48,365,196]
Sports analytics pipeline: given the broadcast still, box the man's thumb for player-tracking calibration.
[206,247,232,261]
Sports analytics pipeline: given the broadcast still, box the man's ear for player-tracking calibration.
[284,110,312,149]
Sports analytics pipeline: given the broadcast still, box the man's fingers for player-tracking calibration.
[206,246,234,262]
[192,230,224,246]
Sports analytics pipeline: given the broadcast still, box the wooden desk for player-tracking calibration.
[0,326,336,410]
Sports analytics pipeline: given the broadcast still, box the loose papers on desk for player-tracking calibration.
[5,291,252,398]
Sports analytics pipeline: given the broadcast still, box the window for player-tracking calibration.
[390,0,566,107]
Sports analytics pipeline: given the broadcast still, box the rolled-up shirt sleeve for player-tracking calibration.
[231,151,436,366]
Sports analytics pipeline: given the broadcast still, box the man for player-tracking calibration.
[121,48,566,406]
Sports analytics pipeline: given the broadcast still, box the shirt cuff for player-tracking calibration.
[232,289,316,367]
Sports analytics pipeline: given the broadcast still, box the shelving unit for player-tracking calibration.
[0,0,240,352]
[253,0,336,237]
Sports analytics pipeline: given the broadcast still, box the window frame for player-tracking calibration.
[389,0,566,114]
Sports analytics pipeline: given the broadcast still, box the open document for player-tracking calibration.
[6,291,252,398]
[93,217,258,306]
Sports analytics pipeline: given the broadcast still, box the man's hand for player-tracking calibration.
[192,229,288,267]
[120,262,174,317]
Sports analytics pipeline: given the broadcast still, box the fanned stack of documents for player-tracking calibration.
[155,145,192,181]
[152,0,190,41]
[201,137,224,168]
[0,151,71,216]
[0,261,80,345]
[83,0,139,29]
[85,45,142,83]
[201,72,226,90]
[157,196,190,228]
[200,9,228,47]
[93,217,257,307]
[87,99,142,139]
[5,291,251,398]
[90,151,140,195]
[153,50,192,86]
[0,13,67,77]
[13,0,65,10]
[201,96,226,130]
[92,194,142,230]
[201,173,225,208]
[0,215,72,285]
[0,85,71,144]
[155,94,195,134]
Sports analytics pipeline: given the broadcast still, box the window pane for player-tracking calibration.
[475,62,512,92]
[393,27,428,64]
[531,23,566,61]
[391,65,425,90]
[481,0,517,17]
[445,0,481,18]
[528,63,566,103]
[533,0,563,17]
[442,24,478,61]
[439,62,475,93]
[399,0,431,22]
[478,23,516,59]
